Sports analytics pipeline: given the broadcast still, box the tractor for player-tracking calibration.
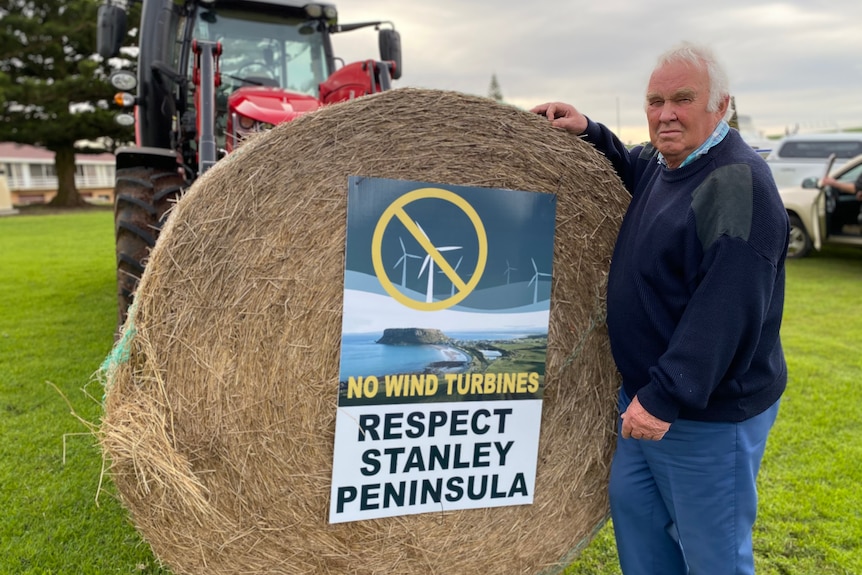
[97,0,402,326]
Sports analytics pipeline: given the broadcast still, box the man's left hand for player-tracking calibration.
[620,395,671,441]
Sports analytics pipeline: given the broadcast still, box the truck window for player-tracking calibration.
[778,140,862,159]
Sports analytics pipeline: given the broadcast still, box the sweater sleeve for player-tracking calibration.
[635,238,780,422]
[582,118,640,193]
[634,163,787,422]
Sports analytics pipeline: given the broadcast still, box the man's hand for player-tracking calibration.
[530,102,589,135]
[620,395,671,441]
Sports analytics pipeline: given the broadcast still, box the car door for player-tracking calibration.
[820,157,862,244]
[814,155,837,248]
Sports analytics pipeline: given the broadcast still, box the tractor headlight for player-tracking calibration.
[109,70,137,91]
[304,4,336,20]
[231,114,275,142]
[114,113,135,127]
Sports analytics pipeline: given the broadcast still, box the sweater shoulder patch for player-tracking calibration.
[691,163,753,251]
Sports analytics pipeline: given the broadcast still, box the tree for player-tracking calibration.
[727,95,739,131]
[0,0,133,206]
[487,73,503,103]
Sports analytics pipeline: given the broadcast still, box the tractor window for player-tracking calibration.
[194,8,327,98]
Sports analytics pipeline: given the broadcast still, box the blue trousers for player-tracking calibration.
[609,388,780,575]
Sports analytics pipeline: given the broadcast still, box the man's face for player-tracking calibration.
[645,59,727,169]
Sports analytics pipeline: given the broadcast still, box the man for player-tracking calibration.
[822,172,862,200]
[821,170,862,233]
[532,42,788,575]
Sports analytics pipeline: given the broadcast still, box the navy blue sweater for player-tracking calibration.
[584,120,789,423]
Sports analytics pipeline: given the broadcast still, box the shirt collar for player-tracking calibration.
[657,120,730,169]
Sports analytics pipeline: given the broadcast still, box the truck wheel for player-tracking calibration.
[114,167,186,328]
[787,214,812,259]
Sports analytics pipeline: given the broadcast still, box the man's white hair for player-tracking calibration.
[654,41,730,113]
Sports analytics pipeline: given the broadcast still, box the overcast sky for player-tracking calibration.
[330,0,862,145]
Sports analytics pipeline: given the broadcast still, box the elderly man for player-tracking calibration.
[532,42,788,575]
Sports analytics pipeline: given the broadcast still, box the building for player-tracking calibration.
[0,142,116,206]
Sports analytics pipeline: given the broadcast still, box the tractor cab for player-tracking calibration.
[98,0,401,170]
[97,0,402,325]
[188,4,337,153]
[195,6,329,98]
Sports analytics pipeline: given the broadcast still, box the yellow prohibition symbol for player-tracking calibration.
[371,188,488,311]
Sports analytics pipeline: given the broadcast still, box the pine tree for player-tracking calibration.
[0,0,133,206]
[488,73,503,103]
[727,96,739,131]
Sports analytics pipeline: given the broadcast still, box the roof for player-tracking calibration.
[0,142,115,163]
[775,132,862,142]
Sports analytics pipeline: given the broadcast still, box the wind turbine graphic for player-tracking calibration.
[527,257,551,304]
[437,255,464,297]
[416,221,461,303]
[393,236,422,287]
[503,259,517,284]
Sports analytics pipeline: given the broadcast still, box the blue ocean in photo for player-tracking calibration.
[338,331,540,381]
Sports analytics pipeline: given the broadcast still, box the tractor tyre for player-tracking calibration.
[114,167,186,329]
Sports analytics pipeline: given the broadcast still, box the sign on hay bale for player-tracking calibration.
[100,88,629,575]
[330,177,558,524]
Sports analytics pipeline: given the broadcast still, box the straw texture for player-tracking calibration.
[101,88,630,575]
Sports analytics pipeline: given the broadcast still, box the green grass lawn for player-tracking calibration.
[1,209,860,574]
[0,208,170,574]
[564,244,862,575]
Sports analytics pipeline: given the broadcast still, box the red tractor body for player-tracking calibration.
[97,0,401,324]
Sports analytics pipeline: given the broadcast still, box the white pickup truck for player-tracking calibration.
[765,133,862,189]
[778,153,862,257]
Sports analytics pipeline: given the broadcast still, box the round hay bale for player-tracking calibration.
[100,87,629,575]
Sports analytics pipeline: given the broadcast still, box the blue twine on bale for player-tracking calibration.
[99,300,138,397]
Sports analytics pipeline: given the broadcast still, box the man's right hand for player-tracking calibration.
[530,102,589,135]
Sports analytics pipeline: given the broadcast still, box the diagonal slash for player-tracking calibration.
[394,209,467,291]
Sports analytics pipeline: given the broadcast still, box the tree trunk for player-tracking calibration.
[48,146,86,207]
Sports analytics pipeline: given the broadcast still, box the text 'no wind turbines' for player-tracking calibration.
[415,221,461,303]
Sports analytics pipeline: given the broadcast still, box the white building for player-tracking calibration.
[0,142,116,205]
